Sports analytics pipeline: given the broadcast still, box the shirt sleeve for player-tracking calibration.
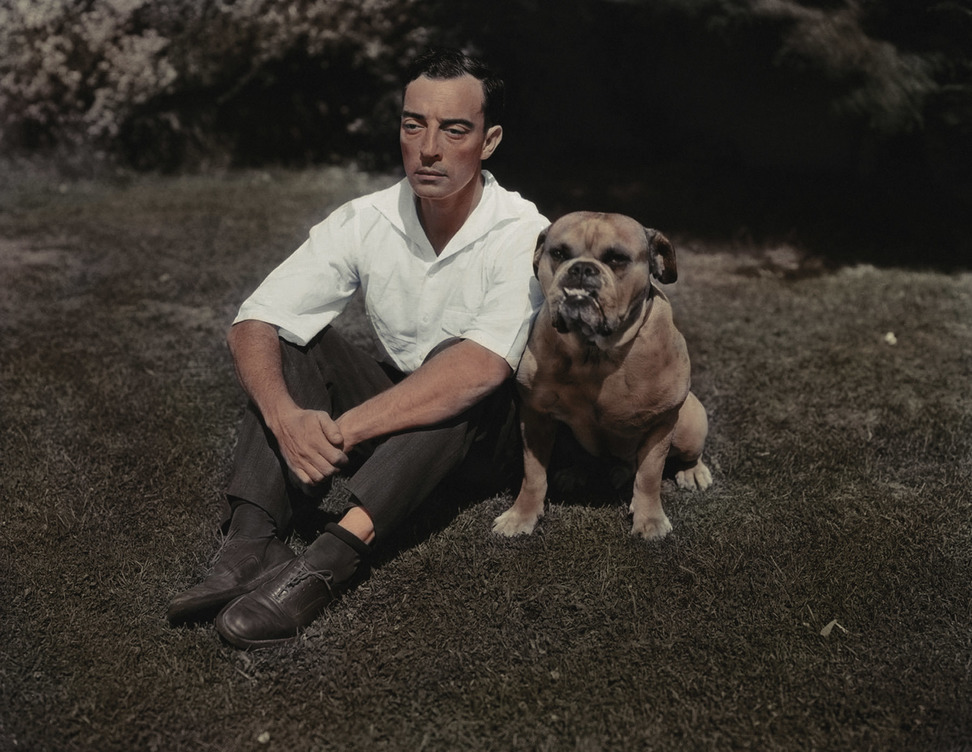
[233,203,361,346]
[459,216,548,370]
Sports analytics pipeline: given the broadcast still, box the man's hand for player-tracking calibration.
[267,406,348,485]
[228,321,511,487]
[228,319,350,487]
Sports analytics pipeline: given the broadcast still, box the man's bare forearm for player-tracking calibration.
[226,324,510,477]
[227,320,348,482]
[337,339,512,450]
[226,320,300,430]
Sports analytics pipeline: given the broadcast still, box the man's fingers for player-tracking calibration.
[317,412,344,446]
[293,436,348,480]
[292,465,314,485]
[274,408,349,485]
[316,445,349,472]
[289,451,344,486]
[292,444,347,480]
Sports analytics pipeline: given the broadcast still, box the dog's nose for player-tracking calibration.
[567,261,600,280]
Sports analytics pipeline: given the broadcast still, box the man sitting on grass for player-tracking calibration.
[167,48,547,649]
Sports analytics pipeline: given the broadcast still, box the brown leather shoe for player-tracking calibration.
[167,535,295,626]
[215,524,369,649]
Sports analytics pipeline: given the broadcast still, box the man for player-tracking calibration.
[167,49,547,649]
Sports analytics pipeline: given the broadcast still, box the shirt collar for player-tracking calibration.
[373,171,520,260]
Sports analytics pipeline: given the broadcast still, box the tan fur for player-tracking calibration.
[493,212,712,540]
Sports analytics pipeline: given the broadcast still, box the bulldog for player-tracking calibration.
[493,211,712,540]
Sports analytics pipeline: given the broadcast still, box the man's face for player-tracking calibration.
[400,74,502,204]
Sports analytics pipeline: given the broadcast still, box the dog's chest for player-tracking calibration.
[524,345,684,454]
[518,320,690,456]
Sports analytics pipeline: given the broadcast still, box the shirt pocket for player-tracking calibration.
[441,306,476,337]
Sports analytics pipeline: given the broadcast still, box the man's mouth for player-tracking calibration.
[415,169,446,178]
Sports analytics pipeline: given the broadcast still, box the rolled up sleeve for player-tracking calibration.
[459,220,547,370]
[234,205,360,345]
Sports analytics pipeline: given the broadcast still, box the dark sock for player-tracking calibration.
[303,523,371,581]
[227,500,277,539]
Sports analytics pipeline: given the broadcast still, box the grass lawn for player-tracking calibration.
[1,166,970,751]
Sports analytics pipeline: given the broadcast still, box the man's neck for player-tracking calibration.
[417,173,485,256]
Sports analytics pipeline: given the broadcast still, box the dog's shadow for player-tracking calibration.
[545,425,695,507]
[544,427,632,507]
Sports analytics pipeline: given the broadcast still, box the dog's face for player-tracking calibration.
[534,212,677,344]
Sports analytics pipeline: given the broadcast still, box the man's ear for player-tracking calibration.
[481,125,503,160]
[645,228,677,284]
[533,226,550,277]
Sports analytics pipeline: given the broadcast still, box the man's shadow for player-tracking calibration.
[289,422,687,564]
[287,428,525,564]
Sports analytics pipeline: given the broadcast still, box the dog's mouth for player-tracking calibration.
[552,286,612,337]
[562,287,593,299]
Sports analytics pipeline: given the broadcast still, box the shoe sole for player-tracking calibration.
[213,616,303,650]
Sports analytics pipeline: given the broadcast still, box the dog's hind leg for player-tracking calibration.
[670,391,713,491]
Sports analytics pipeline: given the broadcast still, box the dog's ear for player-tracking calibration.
[645,228,677,284]
[533,226,550,277]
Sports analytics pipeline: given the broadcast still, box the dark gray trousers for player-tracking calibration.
[224,326,516,543]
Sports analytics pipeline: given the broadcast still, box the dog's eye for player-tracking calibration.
[603,251,631,270]
[548,246,570,263]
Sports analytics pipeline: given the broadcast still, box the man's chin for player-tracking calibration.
[408,180,451,201]
[407,170,484,205]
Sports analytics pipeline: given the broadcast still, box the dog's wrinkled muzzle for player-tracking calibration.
[550,261,615,336]
[564,260,602,287]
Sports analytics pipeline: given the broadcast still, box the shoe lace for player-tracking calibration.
[280,565,335,596]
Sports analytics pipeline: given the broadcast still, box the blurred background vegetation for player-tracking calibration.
[1,0,970,261]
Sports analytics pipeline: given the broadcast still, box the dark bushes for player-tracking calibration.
[1,0,969,258]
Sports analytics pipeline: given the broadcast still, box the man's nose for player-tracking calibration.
[420,129,441,161]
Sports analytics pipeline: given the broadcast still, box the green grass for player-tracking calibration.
[1,166,970,751]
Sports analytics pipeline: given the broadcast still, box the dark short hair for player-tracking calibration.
[403,48,505,128]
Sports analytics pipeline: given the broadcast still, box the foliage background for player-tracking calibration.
[1,0,970,259]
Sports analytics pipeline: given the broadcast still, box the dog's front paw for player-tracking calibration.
[630,513,672,541]
[676,460,712,491]
[492,505,543,537]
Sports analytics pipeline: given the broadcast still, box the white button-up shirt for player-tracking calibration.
[235,172,548,373]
